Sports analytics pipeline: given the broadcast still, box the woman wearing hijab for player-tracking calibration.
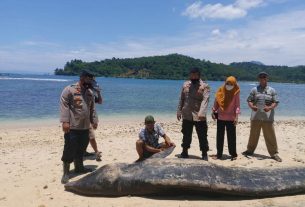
[211,76,240,161]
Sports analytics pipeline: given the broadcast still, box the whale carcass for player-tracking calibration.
[65,156,305,197]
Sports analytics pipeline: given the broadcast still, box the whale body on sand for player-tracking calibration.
[65,155,305,197]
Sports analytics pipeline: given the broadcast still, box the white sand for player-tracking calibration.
[1,116,305,207]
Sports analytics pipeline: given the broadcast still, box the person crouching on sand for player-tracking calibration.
[211,76,240,161]
[136,115,175,161]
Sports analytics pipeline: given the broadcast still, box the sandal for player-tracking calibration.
[96,152,102,161]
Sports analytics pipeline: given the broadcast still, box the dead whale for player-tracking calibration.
[65,157,305,197]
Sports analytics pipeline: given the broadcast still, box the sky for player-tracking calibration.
[1,0,305,73]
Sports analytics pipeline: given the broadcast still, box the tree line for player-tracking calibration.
[54,54,305,83]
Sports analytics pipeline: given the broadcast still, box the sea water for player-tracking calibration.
[0,74,304,122]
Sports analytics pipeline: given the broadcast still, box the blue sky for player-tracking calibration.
[1,0,305,73]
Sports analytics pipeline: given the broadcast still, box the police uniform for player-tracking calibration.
[60,82,98,164]
[177,79,210,153]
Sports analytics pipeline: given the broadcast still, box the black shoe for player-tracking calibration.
[61,173,69,184]
[231,156,238,161]
[179,149,189,158]
[242,150,253,156]
[61,162,70,184]
[202,152,208,161]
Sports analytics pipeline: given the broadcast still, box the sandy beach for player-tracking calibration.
[1,116,305,207]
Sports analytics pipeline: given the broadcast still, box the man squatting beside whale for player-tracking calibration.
[136,115,176,161]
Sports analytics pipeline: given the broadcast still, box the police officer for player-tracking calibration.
[177,67,210,160]
[60,70,98,184]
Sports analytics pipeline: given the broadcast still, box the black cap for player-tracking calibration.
[189,67,201,75]
[257,71,269,78]
[80,70,94,78]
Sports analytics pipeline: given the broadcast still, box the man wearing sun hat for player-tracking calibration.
[242,71,282,162]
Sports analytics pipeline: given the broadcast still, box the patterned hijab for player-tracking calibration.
[216,76,240,111]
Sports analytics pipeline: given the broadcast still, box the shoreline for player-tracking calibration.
[1,114,305,129]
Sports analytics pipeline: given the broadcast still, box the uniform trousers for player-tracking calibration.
[61,129,89,163]
[181,119,209,152]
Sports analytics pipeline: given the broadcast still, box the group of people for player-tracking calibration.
[135,68,281,163]
[59,68,282,184]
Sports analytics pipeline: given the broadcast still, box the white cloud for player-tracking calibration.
[21,41,60,47]
[184,9,305,66]
[211,29,221,36]
[183,0,264,20]
[1,9,305,73]
[235,0,264,9]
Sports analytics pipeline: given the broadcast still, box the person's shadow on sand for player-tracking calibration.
[68,164,98,179]
[175,154,202,159]
[243,153,270,160]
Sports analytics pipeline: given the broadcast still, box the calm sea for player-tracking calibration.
[0,74,304,122]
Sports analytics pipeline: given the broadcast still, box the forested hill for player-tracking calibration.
[54,54,305,83]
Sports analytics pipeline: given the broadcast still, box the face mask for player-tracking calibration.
[191,79,199,84]
[225,85,234,91]
[83,81,92,89]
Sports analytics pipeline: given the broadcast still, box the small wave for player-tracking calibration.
[0,77,70,82]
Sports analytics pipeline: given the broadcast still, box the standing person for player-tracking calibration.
[242,72,282,162]
[84,77,103,161]
[136,115,175,161]
[177,67,210,160]
[211,76,240,161]
[60,70,99,184]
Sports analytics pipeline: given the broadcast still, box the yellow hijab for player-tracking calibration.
[216,76,240,111]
